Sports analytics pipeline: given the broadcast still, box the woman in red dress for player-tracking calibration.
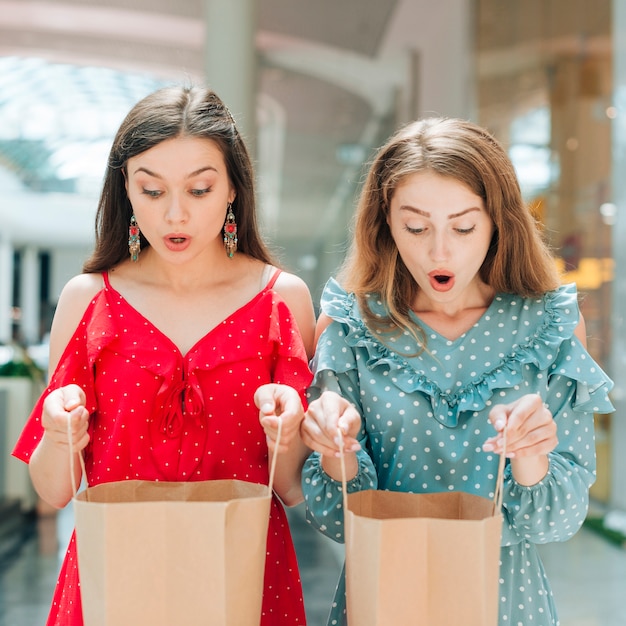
[12,86,316,625]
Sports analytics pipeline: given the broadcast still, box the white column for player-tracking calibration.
[610,0,626,511]
[204,0,258,151]
[19,246,40,345]
[0,236,13,344]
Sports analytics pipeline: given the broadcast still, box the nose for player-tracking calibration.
[429,231,450,262]
[165,193,188,224]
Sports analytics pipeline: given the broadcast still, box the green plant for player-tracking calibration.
[0,358,44,381]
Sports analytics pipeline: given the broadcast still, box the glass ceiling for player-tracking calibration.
[0,56,170,195]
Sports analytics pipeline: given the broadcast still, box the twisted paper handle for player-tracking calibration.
[267,417,283,496]
[67,410,283,499]
[69,415,283,501]
[337,425,507,514]
[493,427,507,512]
[67,416,88,500]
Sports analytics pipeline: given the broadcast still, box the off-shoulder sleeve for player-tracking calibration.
[500,295,614,545]
[12,293,108,463]
[302,280,377,542]
[268,297,313,405]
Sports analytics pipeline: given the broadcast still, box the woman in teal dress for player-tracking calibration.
[300,117,614,625]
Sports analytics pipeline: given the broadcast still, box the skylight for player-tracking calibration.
[0,56,169,194]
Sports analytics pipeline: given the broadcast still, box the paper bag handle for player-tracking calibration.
[69,415,283,500]
[493,427,507,512]
[267,417,282,497]
[337,425,507,516]
[337,431,349,519]
[67,416,88,500]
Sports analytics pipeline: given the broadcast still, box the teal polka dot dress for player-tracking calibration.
[302,278,614,626]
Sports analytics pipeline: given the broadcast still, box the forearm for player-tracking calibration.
[510,454,549,486]
[270,437,311,506]
[29,434,82,509]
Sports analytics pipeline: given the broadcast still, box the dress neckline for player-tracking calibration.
[409,295,499,346]
[101,268,281,358]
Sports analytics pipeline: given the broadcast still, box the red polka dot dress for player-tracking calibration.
[13,270,312,625]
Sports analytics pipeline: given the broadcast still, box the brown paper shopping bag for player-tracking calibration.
[340,432,506,626]
[69,422,282,626]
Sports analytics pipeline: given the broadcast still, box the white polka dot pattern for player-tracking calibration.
[13,274,312,625]
[302,279,614,626]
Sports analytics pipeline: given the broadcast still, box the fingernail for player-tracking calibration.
[495,420,505,431]
[261,403,273,414]
[482,442,494,452]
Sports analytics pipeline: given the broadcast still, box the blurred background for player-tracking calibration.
[1,0,626,624]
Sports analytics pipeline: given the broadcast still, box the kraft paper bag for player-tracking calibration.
[73,479,271,626]
[340,434,505,626]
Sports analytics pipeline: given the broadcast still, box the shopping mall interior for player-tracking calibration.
[1,0,626,624]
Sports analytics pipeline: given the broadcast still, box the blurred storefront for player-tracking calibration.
[474,0,623,508]
[0,0,624,515]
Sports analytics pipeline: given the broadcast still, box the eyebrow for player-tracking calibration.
[399,205,482,219]
[132,165,218,179]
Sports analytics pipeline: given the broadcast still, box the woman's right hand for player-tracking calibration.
[41,384,90,453]
[29,384,90,508]
[301,390,361,458]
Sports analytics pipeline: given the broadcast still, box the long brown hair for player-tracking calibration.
[338,117,560,344]
[83,85,275,272]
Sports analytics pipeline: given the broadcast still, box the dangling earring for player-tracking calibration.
[223,203,238,258]
[128,215,141,262]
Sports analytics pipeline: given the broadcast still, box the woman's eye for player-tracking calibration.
[405,225,425,235]
[191,188,211,197]
[141,188,162,198]
[455,226,476,235]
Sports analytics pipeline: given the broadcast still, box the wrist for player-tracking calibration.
[510,454,549,486]
[321,451,358,483]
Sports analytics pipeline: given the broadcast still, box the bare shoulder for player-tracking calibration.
[273,270,311,298]
[314,312,334,346]
[48,273,104,374]
[56,273,104,312]
[574,312,587,348]
[273,270,316,358]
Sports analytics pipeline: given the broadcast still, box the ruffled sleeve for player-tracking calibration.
[266,296,314,405]
[12,290,112,463]
[500,286,614,545]
[303,280,377,541]
[315,280,613,426]
[303,279,615,548]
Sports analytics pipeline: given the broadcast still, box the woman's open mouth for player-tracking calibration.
[428,271,455,292]
[164,235,191,251]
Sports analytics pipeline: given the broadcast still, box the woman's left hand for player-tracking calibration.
[254,383,305,454]
[483,393,558,459]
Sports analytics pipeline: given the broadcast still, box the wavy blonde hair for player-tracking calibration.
[338,117,560,347]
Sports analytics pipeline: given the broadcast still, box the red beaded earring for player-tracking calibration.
[223,203,237,258]
[128,215,141,262]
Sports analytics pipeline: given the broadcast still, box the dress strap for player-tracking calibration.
[102,271,112,289]
[264,266,282,290]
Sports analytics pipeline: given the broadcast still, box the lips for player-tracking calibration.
[164,234,191,252]
[428,270,455,292]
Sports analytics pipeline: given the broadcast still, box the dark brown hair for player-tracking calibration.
[83,85,275,272]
